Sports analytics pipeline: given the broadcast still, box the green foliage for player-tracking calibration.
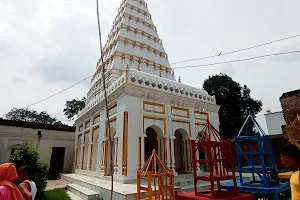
[5,108,62,125]
[39,189,71,200]
[10,142,48,198]
[63,97,86,120]
[203,73,262,138]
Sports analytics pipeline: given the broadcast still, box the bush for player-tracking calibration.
[10,141,48,198]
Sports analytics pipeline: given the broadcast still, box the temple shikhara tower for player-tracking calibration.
[73,0,219,184]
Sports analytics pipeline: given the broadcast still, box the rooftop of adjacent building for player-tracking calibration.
[0,119,75,132]
[264,110,283,115]
[280,89,300,99]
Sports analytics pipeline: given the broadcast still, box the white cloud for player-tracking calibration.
[1,0,300,132]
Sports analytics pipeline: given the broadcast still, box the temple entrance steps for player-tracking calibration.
[61,173,254,200]
[175,173,210,192]
[61,173,153,200]
[67,184,98,200]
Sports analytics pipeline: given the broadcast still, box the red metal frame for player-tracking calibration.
[191,120,239,199]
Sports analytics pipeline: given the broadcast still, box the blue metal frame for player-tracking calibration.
[235,113,279,188]
[221,180,290,200]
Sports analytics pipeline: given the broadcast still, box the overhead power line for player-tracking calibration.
[3,49,298,115]
[25,75,93,109]
[173,50,300,70]
[170,34,300,65]
[7,33,300,112]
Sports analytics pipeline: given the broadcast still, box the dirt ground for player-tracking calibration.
[46,179,68,191]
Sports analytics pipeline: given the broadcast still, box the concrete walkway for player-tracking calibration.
[46,179,68,191]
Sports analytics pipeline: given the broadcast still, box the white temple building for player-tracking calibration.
[72,0,220,186]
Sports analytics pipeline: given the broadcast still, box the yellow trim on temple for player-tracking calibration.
[143,116,167,135]
[143,101,166,114]
[122,112,128,176]
[171,106,190,118]
[172,119,191,137]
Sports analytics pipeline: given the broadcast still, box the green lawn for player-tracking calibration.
[38,188,71,200]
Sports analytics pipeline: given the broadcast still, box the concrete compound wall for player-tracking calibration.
[0,125,75,173]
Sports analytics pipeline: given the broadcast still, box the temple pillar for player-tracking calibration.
[166,137,170,168]
[141,133,147,167]
[86,116,93,172]
[114,136,119,175]
[79,121,86,169]
[170,136,177,175]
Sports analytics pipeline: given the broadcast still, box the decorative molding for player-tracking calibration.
[115,138,119,174]
[143,116,167,135]
[108,104,118,116]
[138,136,141,169]
[79,124,83,132]
[171,106,190,118]
[159,139,163,160]
[169,138,172,169]
[99,50,170,74]
[106,17,160,50]
[195,122,206,126]
[122,112,128,176]
[194,110,209,121]
[143,101,165,114]
[185,141,189,171]
[106,3,152,46]
[101,141,105,172]
[104,140,108,174]
[81,132,89,170]
[93,115,100,125]
[74,134,81,168]
[89,126,99,171]
[163,138,167,165]
[172,119,191,137]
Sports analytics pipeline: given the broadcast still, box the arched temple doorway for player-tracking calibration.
[174,128,189,173]
[144,126,164,162]
[106,127,116,175]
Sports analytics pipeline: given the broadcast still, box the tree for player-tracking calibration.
[5,108,62,125]
[10,142,48,198]
[203,73,262,138]
[63,97,86,120]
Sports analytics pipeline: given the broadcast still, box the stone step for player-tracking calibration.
[175,174,194,180]
[61,174,146,200]
[175,178,194,187]
[67,191,83,200]
[181,183,211,192]
[67,184,99,200]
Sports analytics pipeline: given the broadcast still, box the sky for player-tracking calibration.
[1,0,300,133]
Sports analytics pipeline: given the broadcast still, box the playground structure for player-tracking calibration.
[221,113,290,200]
[137,149,175,200]
[235,113,279,187]
[176,120,255,200]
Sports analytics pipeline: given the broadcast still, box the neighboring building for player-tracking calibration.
[73,0,219,184]
[280,89,300,145]
[0,119,75,174]
[264,110,285,135]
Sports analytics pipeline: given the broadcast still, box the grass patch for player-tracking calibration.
[38,188,71,200]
